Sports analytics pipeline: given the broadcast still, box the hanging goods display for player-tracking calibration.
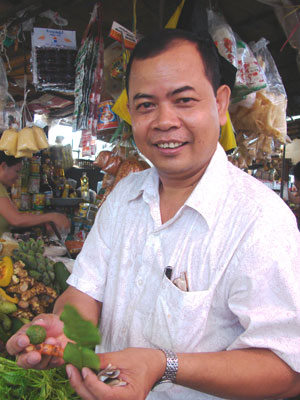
[73,3,106,135]
[31,27,77,92]
[229,37,288,169]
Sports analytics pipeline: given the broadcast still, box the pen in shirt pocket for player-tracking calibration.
[164,266,189,291]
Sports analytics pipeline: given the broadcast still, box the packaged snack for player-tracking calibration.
[32,125,49,150]
[207,9,237,67]
[0,128,18,155]
[17,127,39,153]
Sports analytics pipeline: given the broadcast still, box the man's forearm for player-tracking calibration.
[176,348,300,399]
[53,286,101,326]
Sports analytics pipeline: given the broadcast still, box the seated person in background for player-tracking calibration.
[288,161,300,205]
[0,151,70,236]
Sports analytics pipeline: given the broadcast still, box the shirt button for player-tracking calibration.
[137,278,143,286]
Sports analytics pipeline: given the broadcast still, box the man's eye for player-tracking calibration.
[136,102,153,110]
[178,97,193,104]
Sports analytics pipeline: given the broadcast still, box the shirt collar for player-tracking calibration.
[127,167,160,202]
[127,143,230,229]
[186,143,229,229]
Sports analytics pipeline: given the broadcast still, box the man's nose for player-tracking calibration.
[151,103,181,131]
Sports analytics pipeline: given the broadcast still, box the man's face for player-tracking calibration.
[127,40,230,182]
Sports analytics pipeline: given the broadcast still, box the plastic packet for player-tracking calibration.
[257,0,300,51]
[94,150,112,169]
[17,127,39,153]
[250,37,287,143]
[207,9,238,67]
[232,34,267,102]
[94,149,123,176]
[31,28,77,93]
[0,57,8,111]
[32,125,49,150]
[0,128,18,155]
[102,173,115,189]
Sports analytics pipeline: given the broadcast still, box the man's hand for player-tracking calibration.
[6,313,68,370]
[67,347,166,400]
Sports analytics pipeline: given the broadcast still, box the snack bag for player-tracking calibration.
[250,37,287,144]
[17,127,39,153]
[232,34,267,102]
[0,128,18,155]
[32,125,49,150]
[207,9,238,67]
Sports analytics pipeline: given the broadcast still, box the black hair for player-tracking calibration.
[0,151,22,167]
[292,162,300,181]
[125,28,222,96]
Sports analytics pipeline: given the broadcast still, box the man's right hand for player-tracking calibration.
[6,313,67,370]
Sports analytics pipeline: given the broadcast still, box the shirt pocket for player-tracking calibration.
[143,274,212,352]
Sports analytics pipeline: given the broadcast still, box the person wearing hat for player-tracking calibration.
[7,29,300,400]
[0,151,70,236]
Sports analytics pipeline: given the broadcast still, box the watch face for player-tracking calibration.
[152,381,174,392]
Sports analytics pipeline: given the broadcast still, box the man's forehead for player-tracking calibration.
[129,42,204,78]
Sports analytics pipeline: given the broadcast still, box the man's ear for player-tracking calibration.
[216,85,231,126]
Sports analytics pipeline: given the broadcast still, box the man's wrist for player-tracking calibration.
[152,348,178,391]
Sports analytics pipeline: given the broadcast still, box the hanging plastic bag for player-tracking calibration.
[250,37,287,143]
[32,125,49,150]
[0,57,8,111]
[17,127,39,153]
[232,34,267,102]
[0,128,18,155]
[207,9,238,68]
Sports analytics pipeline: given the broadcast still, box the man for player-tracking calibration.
[289,162,300,205]
[7,29,300,400]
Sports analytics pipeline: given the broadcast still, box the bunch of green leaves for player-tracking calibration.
[0,356,80,400]
[60,304,101,371]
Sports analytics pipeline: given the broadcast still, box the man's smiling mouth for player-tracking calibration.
[156,142,186,149]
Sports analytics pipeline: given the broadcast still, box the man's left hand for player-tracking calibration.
[66,347,166,400]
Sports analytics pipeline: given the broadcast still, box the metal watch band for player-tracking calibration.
[159,348,178,382]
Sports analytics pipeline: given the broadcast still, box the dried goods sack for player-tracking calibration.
[17,127,39,153]
[32,125,49,150]
[0,128,18,156]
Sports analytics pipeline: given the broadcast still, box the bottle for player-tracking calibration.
[40,173,53,209]
[80,172,90,202]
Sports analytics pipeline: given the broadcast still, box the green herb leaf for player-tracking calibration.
[60,304,101,348]
[63,342,100,371]
[0,356,81,399]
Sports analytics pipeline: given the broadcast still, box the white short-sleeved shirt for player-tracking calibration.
[68,144,300,400]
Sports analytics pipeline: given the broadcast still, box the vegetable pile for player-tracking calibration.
[0,238,70,349]
[0,357,80,400]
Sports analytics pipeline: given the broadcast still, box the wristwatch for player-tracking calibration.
[152,348,178,392]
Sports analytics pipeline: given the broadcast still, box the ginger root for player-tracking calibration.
[6,277,35,295]
[12,309,34,320]
[21,282,57,302]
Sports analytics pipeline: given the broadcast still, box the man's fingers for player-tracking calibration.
[67,365,98,400]
[16,351,43,369]
[6,332,30,355]
[82,367,131,399]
